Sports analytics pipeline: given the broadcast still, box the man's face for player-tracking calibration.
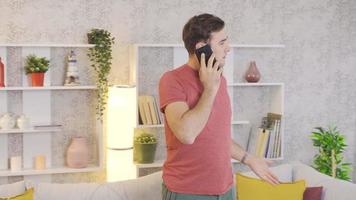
[209,29,231,67]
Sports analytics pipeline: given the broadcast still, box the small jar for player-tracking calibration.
[17,115,31,129]
[0,113,16,130]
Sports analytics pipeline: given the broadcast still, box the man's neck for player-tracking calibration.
[187,55,200,71]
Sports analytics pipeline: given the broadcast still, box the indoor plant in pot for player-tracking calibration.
[24,54,50,87]
[133,133,157,164]
[310,125,352,181]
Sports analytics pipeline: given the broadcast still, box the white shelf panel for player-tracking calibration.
[137,124,164,128]
[0,165,102,177]
[138,121,249,128]
[0,128,61,134]
[230,44,285,48]
[231,157,283,164]
[136,159,250,169]
[231,120,250,125]
[135,44,184,48]
[228,83,284,87]
[134,44,285,48]
[135,160,164,169]
[231,159,241,163]
[0,44,95,48]
[0,86,97,91]
[267,157,284,161]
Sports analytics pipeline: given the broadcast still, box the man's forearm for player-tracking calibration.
[231,140,248,162]
[178,89,216,143]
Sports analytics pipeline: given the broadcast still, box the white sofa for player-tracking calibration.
[1,161,355,200]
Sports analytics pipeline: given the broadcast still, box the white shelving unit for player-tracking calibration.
[0,43,104,180]
[130,43,285,173]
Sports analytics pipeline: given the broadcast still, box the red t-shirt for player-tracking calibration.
[159,64,233,195]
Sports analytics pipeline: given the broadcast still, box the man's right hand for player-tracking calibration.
[199,53,223,95]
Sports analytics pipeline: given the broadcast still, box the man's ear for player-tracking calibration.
[195,41,206,49]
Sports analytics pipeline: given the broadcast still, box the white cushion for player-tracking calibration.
[0,181,26,198]
[242,163,293,183]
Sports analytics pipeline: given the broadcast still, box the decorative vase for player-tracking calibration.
[66,137,89,168]
[133,143,157,164]
[30,72,45,86]
[244,61,261,83]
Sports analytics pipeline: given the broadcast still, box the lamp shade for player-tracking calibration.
[107,86,137,149]
[106,85,137,181]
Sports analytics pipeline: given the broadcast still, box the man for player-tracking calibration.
[159,13,279,200]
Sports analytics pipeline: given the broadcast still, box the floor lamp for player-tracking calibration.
[106,85,137,182]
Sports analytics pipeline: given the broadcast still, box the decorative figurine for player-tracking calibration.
[64,50,80,86]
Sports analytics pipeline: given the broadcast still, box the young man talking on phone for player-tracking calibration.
[159,13,279,200]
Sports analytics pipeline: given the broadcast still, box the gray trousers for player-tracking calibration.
[162,183,235,200]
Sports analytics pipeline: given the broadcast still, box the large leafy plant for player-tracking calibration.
[24,55,50,74]
[310,126,352,181]
[87,29,115,120]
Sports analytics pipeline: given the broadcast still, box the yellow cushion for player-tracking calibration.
[0,188,33,200]
[236,173,306,200]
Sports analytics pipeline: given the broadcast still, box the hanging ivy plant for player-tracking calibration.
[87,29,115,120]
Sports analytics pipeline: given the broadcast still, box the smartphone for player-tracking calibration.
[195,44,217,67]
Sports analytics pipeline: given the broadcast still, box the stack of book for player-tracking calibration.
[138,95,161,125]
[254,113,282,159]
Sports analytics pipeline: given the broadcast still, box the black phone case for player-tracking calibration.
[195,44,217,66]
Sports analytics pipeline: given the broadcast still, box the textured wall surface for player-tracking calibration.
[0,0,355,182]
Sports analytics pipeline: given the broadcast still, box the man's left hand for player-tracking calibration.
[244,154,280,185]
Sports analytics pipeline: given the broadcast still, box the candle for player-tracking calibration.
[10,156,22,171]
[34,155,46,170]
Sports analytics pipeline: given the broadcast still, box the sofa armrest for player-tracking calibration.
[121,171,163,200]
[291,161,356,200]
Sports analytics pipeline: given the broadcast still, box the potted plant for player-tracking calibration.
[310,125,352,181]
[133,133,157,164]
[87,29,115,120]
[24,55,50,87]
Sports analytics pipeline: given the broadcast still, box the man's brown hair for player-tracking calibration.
[182,13,225,55]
